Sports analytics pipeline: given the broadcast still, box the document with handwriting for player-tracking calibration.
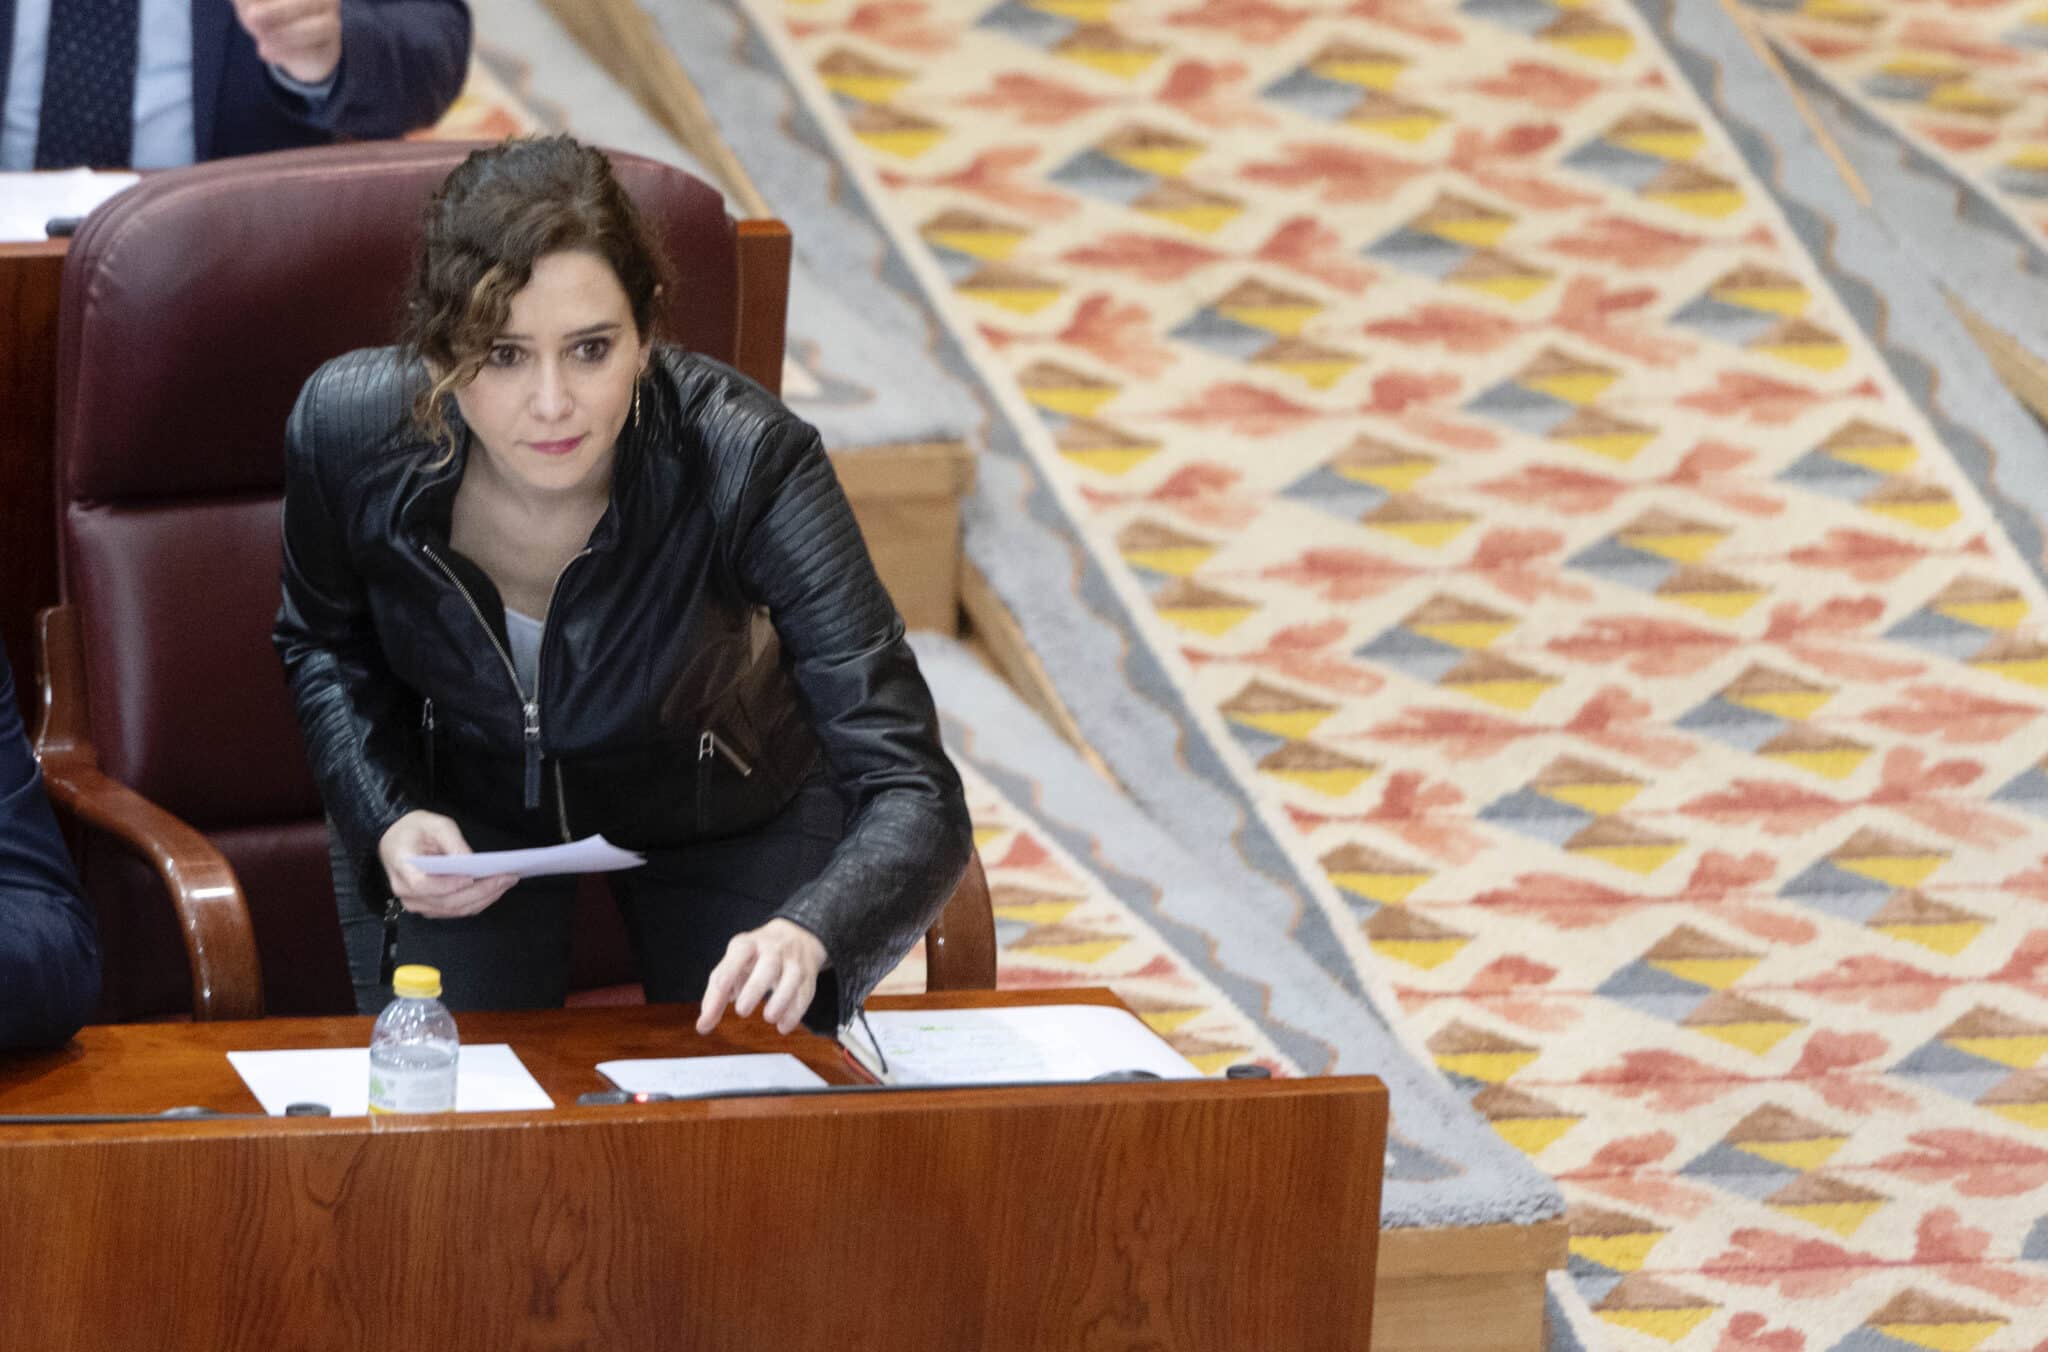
[841,1006,1202,1085]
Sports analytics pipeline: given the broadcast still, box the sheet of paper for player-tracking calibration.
[845,1005,1203,1086]
[227,1044,554,1117]
[596,1053,827,1098]
[0,169,139,242]
[409,833,645,878]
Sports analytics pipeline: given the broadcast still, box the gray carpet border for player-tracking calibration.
[1641,0,2048,600]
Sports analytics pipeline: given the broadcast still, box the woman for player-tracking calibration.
[274,136,971,1035]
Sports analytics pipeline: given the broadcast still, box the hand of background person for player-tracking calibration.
[378,810,518,920]
[233,0,345,86]
[696,920,828,1036]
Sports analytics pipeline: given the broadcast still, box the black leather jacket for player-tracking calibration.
[273,345,972,1017]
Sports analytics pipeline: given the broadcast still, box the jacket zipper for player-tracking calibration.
[421,697,437,800]
[552,762,572,843]
[420,542,589,825]
[696,731,753,832]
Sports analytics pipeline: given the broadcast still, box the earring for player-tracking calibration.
[632,380,642,429]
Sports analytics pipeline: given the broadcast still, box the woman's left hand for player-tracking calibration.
[696,919,829,1035]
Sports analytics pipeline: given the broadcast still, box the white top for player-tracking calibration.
[504,607,543,695]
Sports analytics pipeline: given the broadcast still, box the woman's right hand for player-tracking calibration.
[378,810,518,919]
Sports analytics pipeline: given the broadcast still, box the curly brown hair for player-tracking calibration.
[402,136,674,457]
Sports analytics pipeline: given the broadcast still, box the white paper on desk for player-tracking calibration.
[596,1054,826,1098]
[0,169,139,242]
[844,1005,1203,1086]
[409,833,645,878]
[226,1044,554,1117]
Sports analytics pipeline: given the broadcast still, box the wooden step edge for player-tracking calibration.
[827,439,977,498]
[957,562,1118,786]
[534,0,772,218]
[1376,1218,1568,1281]
[1949,295,2048,427]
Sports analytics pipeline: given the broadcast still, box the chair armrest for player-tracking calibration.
[33,606,264,1021]
[922,849,996,992]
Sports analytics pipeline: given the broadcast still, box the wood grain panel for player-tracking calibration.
[0,242,65,719]
[1379,1218,1567,1279]
[1374,1271,1550,1352]
[0,1084,1385,1351]
[0,993,1386,1352]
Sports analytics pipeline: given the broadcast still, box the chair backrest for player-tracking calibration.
[55,142,755,1018]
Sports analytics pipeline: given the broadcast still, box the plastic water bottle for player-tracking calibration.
[368,964,459,1115]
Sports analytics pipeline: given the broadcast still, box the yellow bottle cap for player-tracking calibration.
[392,964,443,999]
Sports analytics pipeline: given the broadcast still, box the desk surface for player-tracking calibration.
[0,988,1387,1352]
[0,985,1126,1123]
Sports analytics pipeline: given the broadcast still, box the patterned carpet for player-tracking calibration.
[900,631,1566,1237]
[735,0,2048,1346]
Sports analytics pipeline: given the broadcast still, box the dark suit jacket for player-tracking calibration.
[0,0,471,162]
[0,642,97,1048]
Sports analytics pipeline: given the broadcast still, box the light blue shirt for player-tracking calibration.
[3,0,333,170]
[503,608,544,695]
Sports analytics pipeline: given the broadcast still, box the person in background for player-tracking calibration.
[2,0,471,170]
[0,641,99,1049]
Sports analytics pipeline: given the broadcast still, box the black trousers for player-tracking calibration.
[332,770,846,1029]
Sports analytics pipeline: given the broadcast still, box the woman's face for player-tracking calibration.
[452,249,652,498]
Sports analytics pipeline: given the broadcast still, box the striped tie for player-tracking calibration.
[35,0,142,169]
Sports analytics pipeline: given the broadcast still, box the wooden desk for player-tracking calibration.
[0,240,64,716]
[0,989,1388,1351]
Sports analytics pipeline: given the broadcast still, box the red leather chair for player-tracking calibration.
[32,141,994,1021]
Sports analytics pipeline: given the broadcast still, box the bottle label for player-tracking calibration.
[368,1063,458,1115]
